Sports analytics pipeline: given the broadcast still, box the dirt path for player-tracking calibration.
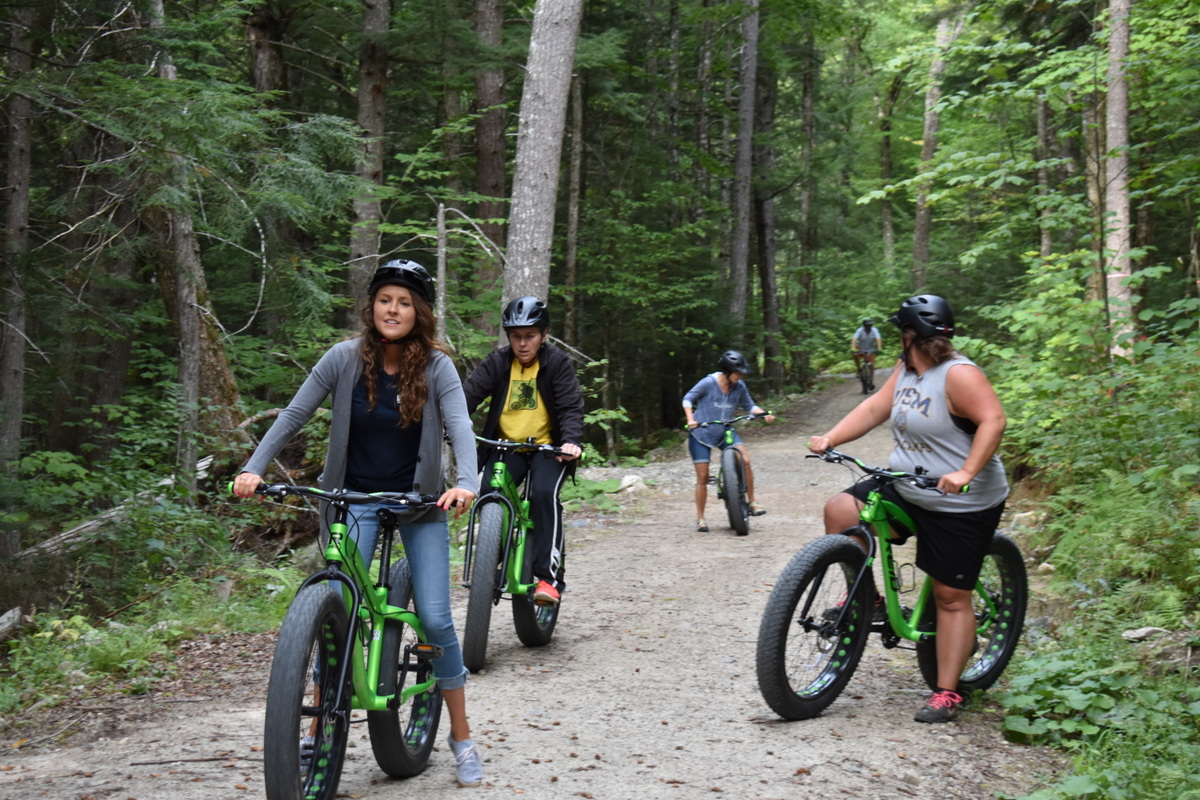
[1,371,1066,799]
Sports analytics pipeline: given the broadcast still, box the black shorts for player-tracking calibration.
[843,478,1005,590]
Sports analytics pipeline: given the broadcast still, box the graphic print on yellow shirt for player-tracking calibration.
[498,358,552,444]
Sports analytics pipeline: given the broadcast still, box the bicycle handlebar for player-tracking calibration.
[234,482,442,509]
[806,448,946,492]
[474,435,573,459]
[687,412,771,430]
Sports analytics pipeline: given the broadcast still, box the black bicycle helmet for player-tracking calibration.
[862,318,874,326]
[502,296,550,330]
[717,350,752,374]
[888,295,955,339]
[369,259,435,304]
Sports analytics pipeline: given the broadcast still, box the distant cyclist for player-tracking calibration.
[683,350,774,532]
[852,318,883,391]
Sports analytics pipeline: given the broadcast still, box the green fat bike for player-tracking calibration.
[248,485,445,800]
[688,412,769,536]
[460,436,573,672]
[755,449,1027,720]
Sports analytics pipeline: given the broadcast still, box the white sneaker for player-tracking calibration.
[447,735,483,786]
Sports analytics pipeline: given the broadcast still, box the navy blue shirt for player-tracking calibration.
[345,370,423,493]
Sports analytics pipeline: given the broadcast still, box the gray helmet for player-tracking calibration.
[369,259,435,304]
[718,350,751,374]
[888,295,955,339]
[502,296,550,330]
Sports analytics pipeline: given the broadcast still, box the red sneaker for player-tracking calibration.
[533,580,560,605]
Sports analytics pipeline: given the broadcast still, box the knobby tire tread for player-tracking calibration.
[756,536,872,720]
[722,447,750,536]
[462,503,504,672]
[367,558,443,778]
[264,585,351,800]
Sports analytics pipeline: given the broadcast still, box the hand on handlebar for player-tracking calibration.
[807,435,833,454]
[937,469,973,495]
[232,471,264,499]
[557,443,582,463]
[438,487,476,518]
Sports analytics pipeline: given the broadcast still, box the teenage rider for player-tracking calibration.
[462,296,585,606]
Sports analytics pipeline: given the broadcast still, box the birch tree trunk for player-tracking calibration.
[504,0,584,304]
[912,14,962,291]
[347,0,390,305]
[1103,0,1133,353]
[727,0,759,331]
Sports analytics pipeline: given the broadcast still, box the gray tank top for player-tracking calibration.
[889,355,1009,512]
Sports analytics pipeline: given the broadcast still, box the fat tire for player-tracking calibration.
[512,530,562,647]
[756,535,873,720]
[915,532,1027,694]
[462,502,504,672]
[263,585,351,800]
[367,558,443,778]
[722,447,750,536]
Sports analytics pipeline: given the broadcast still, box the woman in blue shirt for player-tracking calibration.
[682,350,774,532]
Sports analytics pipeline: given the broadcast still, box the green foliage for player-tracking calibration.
[1000,639,1200,799]
[560,475,624,514]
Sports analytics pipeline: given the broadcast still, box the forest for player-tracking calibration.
[1,0,1198,796]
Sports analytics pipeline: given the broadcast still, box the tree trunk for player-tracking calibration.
[0,7,33,478]
[146,0,243,496]
[245,5,290,99]
[798,37,819,267]
[504,0,584,304]
[753,54,783,391]
[691,0,715,223]
[1036,94,1054,258]
[473,0,508,335]
[1082,96,1106,301]
[347,0,391,309]
[875,70,908,272]
[727,0,759,332]
[912,14,962,291]
[1103,0,1133,354]
[563,75,584,346]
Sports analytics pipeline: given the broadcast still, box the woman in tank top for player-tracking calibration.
[807,295,1008,725]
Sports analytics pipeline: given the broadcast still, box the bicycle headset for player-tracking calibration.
[369,259,436,303]
[502,296,550,330]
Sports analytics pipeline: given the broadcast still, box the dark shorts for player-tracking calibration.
[844,478,1005,590]
[687,432,744,464]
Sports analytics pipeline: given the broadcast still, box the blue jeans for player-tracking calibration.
[347,505,469,690]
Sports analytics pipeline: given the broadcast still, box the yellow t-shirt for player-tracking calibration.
[498,358,553,444]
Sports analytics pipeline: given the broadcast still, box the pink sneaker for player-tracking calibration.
[533,580,560,605]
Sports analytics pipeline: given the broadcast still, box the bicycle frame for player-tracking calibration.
[270,488,442,713]
[819,457,1006,646]
[462,459,535,598]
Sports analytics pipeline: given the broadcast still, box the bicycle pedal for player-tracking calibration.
[410,642,444,661]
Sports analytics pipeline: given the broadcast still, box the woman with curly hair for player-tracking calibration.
[232,260,484,786]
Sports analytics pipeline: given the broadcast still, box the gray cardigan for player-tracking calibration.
[242,339,478,523]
